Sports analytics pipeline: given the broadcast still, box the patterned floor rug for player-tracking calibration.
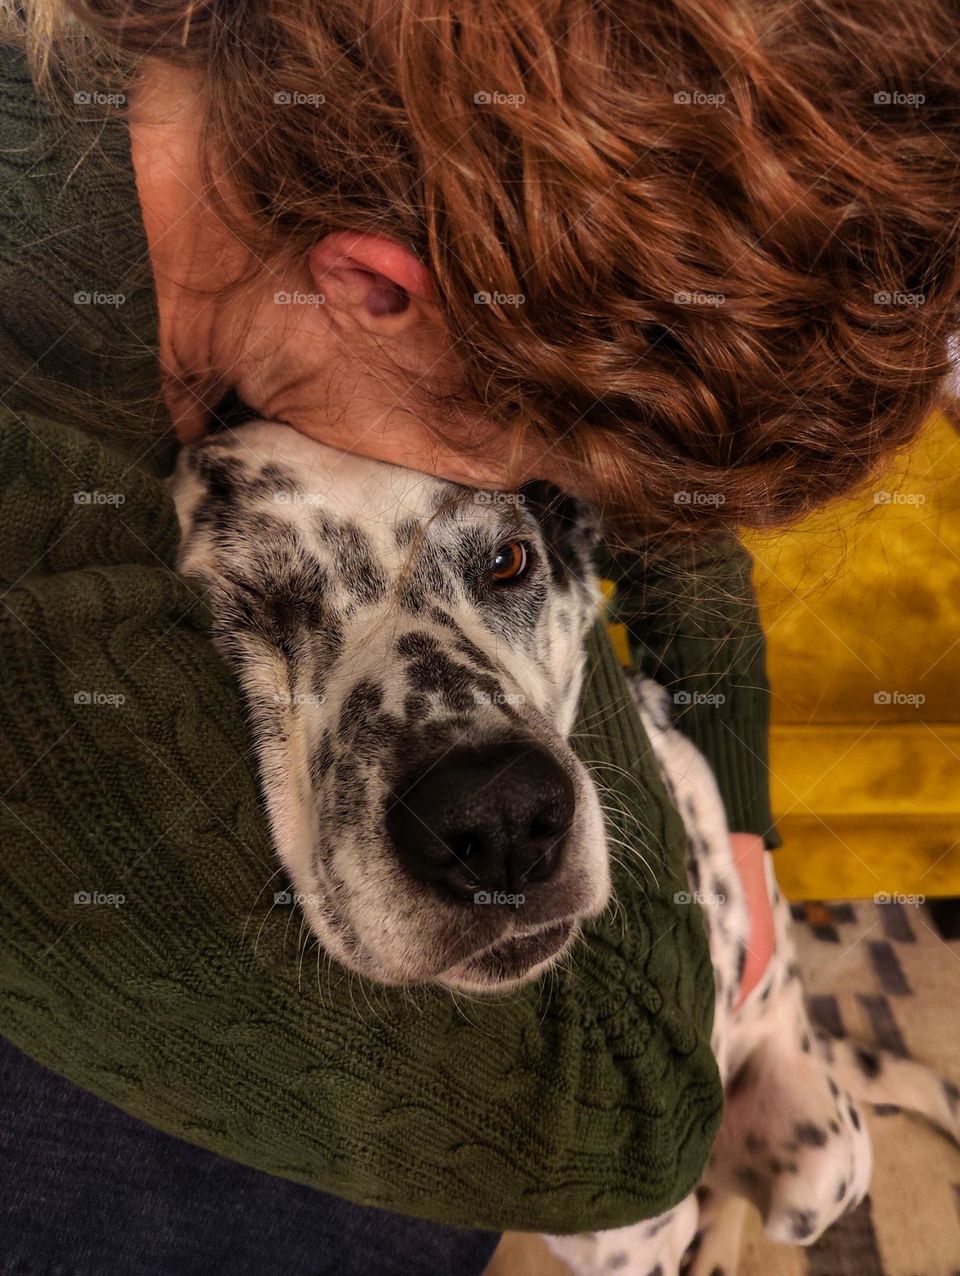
[739,897,960,1276]
[486,898,960,1276]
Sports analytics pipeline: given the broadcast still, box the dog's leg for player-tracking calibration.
[820,1037,960,1144]
[683,1192,749,1276]
[544,1193,699,1276]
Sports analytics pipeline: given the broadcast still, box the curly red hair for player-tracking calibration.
[17,0,960,535]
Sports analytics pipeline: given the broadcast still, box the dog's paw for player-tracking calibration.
[544,1195,698,1275]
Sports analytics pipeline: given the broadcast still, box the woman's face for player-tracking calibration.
[130,63,563,495]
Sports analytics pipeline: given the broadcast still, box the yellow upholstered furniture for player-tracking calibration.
[744,412,960,900]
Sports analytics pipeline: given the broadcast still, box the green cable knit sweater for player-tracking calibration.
[0,43,777,1232]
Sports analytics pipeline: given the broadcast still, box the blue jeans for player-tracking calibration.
[0,1036,500,1276]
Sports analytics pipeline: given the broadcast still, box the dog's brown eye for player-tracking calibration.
[490,541,530,583]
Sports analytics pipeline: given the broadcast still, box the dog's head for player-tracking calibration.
[174,420,610,992]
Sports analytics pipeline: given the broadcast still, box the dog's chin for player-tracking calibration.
[437,917,578,994]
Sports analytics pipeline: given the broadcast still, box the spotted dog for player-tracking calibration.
[173,420,960,1275]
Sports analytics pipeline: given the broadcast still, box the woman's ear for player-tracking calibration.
[308,231,438,333]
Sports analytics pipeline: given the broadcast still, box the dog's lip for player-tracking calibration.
[450,918,575,983]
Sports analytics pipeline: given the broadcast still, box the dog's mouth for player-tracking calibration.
[440,917,576,991]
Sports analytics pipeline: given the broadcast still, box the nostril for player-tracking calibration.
[387,742,575,900]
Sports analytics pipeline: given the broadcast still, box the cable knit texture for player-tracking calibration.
[0,41,762,1231]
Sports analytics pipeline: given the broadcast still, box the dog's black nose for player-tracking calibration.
[386,743,575,900]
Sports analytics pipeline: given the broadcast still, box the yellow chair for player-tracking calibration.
[744,412,960,900]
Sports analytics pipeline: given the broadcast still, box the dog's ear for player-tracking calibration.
[517,481,600,584]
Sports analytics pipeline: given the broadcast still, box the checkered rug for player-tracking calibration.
[487,898,960,1276]
[739,898,960,1276]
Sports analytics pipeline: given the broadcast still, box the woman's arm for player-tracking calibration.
[600,532,782,851]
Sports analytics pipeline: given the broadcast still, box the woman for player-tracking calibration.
[1,1,957,1273]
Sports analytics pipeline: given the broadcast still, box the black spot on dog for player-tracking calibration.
[734,941,747,992]
[736,1166,763,1192]
[795,1123,828,1148]
[340,679,384,722]
[642,1265,662,1276]
[830,1119,841,1134]
[855,1047,881,1079]
[942,1079,959,1113]
[606,1254,629,1271]
[745,1132,767,1154]
[828,1076,840,1099]
[801,1033,812,1053]
[848,1104,861,1131]
[309,730,335,786]
[835,1178,847,1202]
[397,632,444,661]
[789,1209,817,1241]
[403,691,430,721]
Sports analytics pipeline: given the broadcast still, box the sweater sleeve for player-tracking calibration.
[600,534,783,850]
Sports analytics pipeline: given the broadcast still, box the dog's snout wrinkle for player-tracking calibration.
[386,742,574,901]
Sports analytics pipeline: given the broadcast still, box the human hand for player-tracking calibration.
[729,832,775,1008]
